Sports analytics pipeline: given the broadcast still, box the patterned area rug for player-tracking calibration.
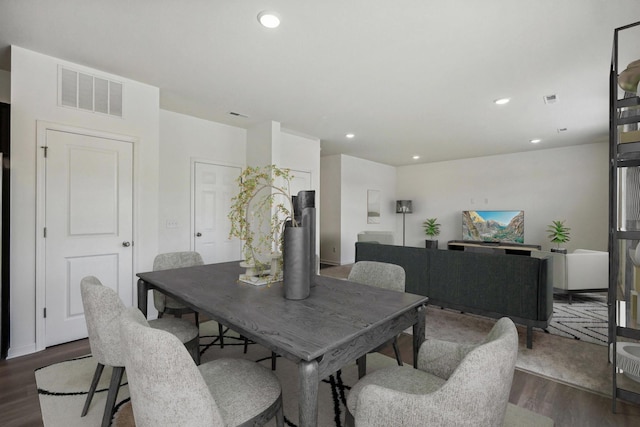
[35,323,397,427]
[546,292,608,346]
[36,319,560,427]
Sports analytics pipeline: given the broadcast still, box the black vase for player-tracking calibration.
[296,190,317,285]
[283,225,310,300]
[302,206,317,282]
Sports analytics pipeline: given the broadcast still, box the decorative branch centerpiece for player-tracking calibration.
[228,164,316,299]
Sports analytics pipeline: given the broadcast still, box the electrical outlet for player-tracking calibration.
[166,219,179,229]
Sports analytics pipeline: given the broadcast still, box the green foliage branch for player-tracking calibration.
[228,165,297,273]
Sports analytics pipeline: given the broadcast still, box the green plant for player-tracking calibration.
[228,165,297,273]
[547,220,571,248]
[423,218,441,238]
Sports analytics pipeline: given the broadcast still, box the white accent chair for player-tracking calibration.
[551,249,608,303]
[357,231,395,245]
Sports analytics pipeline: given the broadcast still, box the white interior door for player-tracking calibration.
[44,129,133,347]
[193,162,242,264]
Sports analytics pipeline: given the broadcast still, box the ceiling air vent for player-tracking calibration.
[543,94,558,104]
[58,66,123,118]
[228,111,249,118]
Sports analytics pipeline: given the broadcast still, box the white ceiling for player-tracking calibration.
[1,0,639,166]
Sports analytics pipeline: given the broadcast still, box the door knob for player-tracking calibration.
[196,232,202,237]
[122,241,131,247]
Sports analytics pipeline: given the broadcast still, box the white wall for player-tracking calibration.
[275,128,322,260]
[0,70,9,103]
[158,110,246,253]
[337,155,397,264]
[320,155,341,264]
[320,154,397,265]
[9,46,160,357]
[397,143,608,251]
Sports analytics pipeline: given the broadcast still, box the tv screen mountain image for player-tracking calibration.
[462,210,524,243]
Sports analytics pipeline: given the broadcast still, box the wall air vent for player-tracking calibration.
[543,94,558,104]
[58,66,123,118]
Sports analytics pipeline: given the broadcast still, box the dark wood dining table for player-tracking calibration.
[136,261,428,427]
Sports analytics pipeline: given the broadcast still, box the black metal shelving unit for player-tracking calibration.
[608,20,640,412]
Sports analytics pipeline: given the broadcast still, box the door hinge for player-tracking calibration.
[44,307,47,318]
[43,227,47,238]
[41,146,48,158]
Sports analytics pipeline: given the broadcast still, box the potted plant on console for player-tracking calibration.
[423,217,441,249]
[547,220,571,254]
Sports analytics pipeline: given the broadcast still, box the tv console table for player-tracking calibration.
[447,240,541,256]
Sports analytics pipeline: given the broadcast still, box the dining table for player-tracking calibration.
[136,261,428,427]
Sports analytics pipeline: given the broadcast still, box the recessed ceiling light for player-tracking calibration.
[494,98,511,105]
[345,133,355,139]
[257,11,280,28]
[530,139,541,144]
[412,155,420,160]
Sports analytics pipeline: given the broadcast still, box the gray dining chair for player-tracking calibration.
[153,251,251,352]
[80,276,200,427]
[120,307,284,427]
[345,317,519,427]
[348,261,405,374]
[153,251,204,325]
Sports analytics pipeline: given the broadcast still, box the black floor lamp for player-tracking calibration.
[396,200,412,246]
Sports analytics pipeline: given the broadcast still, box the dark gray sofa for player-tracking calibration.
[355,242,552,348]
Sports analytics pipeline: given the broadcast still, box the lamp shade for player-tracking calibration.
[396,200,413,214]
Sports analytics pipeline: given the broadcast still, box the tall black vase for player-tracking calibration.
[283,225,310,300]
[296,190,317,284]
[302,206,317,282]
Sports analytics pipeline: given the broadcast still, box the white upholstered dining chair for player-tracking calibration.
[345,317,519,427]
[348,261,406,374]
[153,251,204,324]
[120,307,284,427]
[80,276,199,427]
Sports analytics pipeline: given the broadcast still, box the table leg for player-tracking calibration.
[413,304,426,368]
[298,359,319,427]
[357,355,367,379]
[137,279,148,316]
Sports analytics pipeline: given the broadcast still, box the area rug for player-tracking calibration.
[35,325,397,427]
[546,292,608,346]
[37,319,562,427]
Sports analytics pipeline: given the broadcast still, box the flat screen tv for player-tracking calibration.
[462,210,524,243]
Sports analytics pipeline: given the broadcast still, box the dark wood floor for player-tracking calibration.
[3,335,640,427]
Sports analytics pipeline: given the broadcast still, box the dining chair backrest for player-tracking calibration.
[426,317,518,425]
[120,307,224,427]
[80,276,127,367]
[153,251,204,271]
[152,251,204,314]
[348,261,405,292]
